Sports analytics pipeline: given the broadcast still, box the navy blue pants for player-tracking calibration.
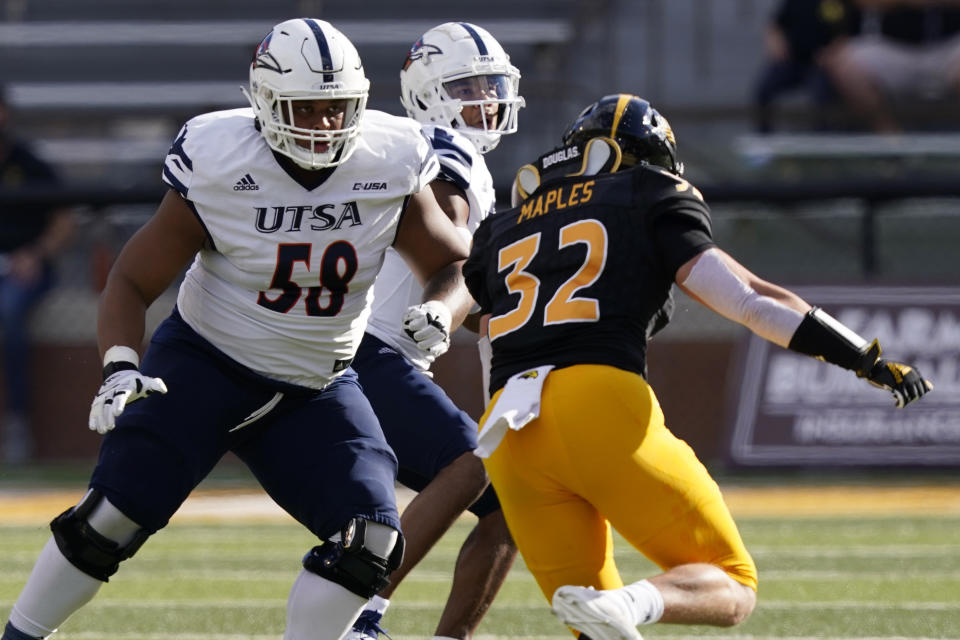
[90,310,400,538]
[352,333,500,518]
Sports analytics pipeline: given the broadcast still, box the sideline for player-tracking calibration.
[1,484,958,525]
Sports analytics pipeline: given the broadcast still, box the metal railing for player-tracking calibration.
[3,174,959,277]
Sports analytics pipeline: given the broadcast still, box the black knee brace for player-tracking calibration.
[49,489,151,582]
[302,518,404,599]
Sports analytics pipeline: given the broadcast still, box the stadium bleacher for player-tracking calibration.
[0,1,579,188]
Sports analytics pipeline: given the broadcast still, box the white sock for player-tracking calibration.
[367,594,390,616]
[431,636,459,640]
[284,569,367,640]
[621,579,664,625]
[10,538,104,637]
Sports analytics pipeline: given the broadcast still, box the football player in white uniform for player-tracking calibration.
[346,23,524,640]
[1,19,473,640]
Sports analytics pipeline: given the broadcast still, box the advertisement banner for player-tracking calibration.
[728,287,960,466]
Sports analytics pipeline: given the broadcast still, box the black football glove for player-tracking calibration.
[855,339,933,408]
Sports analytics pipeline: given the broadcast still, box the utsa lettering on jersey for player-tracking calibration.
[1,19,472,640]
[164,106,439,389]
[464,94,930,640]
[345,22,523,640]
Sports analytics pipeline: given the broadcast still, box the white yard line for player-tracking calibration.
[749,545,960,556]
[37,633,960,640]
[4,569,959,583]
[1,599,955,611]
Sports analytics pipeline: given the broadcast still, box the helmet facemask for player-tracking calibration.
[249,84,367,170]
[438,72,522,152]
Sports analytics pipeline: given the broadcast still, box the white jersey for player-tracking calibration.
[365,124,495,370]
[162,107,439,390]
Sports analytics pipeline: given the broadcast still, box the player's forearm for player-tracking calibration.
[96,275,149,359]
[678,248,931,407]
[679,248,808,347]
[422,260,472,329]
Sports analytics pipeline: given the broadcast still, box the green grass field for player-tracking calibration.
[2,477,959,639]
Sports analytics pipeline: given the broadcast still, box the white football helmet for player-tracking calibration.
[244,18,369,170]
[400,22,524,153]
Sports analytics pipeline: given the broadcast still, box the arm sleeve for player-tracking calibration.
[680,248,804,348]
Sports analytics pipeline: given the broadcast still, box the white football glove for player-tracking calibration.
[402,300,452,358]
[88,368,168,435]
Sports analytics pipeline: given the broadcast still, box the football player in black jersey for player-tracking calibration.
[463,94,932,640]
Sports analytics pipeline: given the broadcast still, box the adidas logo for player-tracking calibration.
[234,174,259,191]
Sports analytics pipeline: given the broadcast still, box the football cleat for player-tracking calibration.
[552,585,643,640]
[344,609,391,640]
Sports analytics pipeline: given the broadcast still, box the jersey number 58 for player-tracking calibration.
[257,241,358,316]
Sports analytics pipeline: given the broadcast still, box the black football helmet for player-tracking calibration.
[561,94,683,175]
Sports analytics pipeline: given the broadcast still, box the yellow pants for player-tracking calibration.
[481,364,757,603]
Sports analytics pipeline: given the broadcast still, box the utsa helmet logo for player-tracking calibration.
[252,33,285,74]
[255,32,272,57]
[402,39,443,70]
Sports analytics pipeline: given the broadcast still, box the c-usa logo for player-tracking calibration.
[402,39,442,70]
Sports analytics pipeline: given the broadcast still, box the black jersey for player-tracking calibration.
[464,163,715,394]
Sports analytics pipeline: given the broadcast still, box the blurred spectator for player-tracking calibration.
[753,0,862,132]
[823,0,960,132]
[0,85,75,464]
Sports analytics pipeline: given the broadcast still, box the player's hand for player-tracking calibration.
[855,339,932,408]
[88,369,168,434]
[402,300,452,358]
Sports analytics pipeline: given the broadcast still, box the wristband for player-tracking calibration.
[102,345,140,381]
[787,307,870,371]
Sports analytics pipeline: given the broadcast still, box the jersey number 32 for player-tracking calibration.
[489,218,607,341]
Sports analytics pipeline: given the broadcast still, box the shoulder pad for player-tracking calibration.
[638,165,704,203]
[423,125,480,192]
